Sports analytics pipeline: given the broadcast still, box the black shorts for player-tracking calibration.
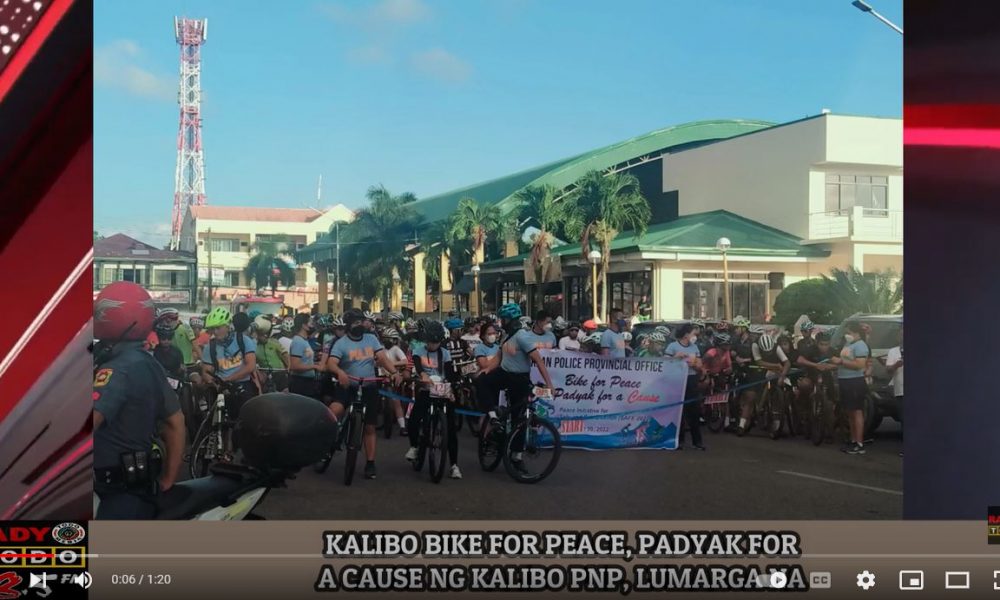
[289,375,320,399]
[474,369,502,412]
[838,377,868,411]
[226,381,258,420]
[498,369,533,409]
[332,384,381,425]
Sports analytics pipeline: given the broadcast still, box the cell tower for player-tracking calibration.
[171,17,208,251]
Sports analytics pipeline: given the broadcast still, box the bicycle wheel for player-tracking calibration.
[313,424,340,475]
[343,410,364,486]
[477,417,503,472]
[705,396,726,433]
[768,388,784,440]
[189,427,219,479]
[427,407,448,483]
[503,415,561,484]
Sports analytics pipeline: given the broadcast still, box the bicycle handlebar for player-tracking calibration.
[347,376,387,383]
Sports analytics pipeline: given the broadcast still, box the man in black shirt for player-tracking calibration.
[153,323,185,380]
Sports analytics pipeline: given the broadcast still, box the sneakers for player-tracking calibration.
[842,443,866,455]
[400,427,408,436]
[693,444,707,451]
[364,462,377,479]
[404,447,418,461]
[449,464,463,479]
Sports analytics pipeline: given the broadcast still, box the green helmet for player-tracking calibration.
[205,307,233,329]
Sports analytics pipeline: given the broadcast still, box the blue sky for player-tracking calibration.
[95,0,902,247]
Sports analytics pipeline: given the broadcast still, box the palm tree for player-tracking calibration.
[245,236,298,295]
[563,170,651,320]
[448,197,502,311]
[418,219,463,315]
[822,267,903,318]
[338,185,421,310]
[511,184,568,312]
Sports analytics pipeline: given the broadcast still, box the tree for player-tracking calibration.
[418,219,463,315]
[772,278,841,329]
[563,170,651,320]
[93,230,102,243]
[245,236,297,295]
[338,185,421,308]
[511,184,568,313]
[448,197,502,265]
[821,267,903,318]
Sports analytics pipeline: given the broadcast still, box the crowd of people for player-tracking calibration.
[93,280,902,518]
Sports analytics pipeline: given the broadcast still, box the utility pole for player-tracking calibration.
[334,221,340,313]
[206,227,213,309]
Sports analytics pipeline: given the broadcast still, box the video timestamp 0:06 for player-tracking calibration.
[110,574,174,585]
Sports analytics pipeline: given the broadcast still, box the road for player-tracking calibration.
[257,418,902,520]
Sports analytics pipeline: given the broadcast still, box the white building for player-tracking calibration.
[178,204,353,308]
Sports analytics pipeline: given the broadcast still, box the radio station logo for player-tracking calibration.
[51,524,85,546]
[989,506,1000,544]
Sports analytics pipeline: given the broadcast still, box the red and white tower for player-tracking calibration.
[170,17,208,250]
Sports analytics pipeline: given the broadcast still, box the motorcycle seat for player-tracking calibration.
[155,466,259,520]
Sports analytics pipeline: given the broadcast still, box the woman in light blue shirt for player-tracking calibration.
[830,321,870,455]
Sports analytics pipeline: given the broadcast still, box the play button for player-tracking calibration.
[770,572,789,589]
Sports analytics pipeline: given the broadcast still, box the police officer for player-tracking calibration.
[93,282,185,519]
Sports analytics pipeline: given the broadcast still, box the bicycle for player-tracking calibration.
[256,367,287,394]
[313,376,385,486]
[756,373,786,440]
[477,385,561,484]
[189,376,242,479]
[702,372,734,434]
[411,377,452,483]
[452,360,481,435]
[809,371,839,446]
[169,372,200,442]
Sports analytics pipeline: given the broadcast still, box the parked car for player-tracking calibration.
[829,313,904,435]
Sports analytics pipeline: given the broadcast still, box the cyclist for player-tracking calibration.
[601,308,629,358]
[191,316,209,348]
[480,309,557,475]
[444,317,468,361]
[362,310,378,333]
[93,282,185,518]
[666,323,705,450]
[691,319,712,358]
[730,316,757,435]
[287,313,320,399]
[404,320,463,479]
[199,307,258,416]
[381,327,410,434]
[702,333,733,377]
[473,321,502,416]
[278,316,295,355]
[638,330,667,357]
[254,315,289,393]
[152,321,185,380]
[327,309,404,480]
[558,322,582,351]
[735,333,789,437]
[580,331,603,353]
[461,318,482,354]
[829,320,870,455]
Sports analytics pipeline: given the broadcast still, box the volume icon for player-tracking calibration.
[72,572,92,589]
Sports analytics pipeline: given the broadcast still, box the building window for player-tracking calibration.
[608,271,651,317]
[682,272,769,323]
[208,238,241,252]
[224,271,241,287]
[825,174,889,216]
[122,268,144,285]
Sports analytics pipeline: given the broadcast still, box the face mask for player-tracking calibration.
[844,334,856,344]
[690,335,698,344]
[485,334,497,344]
[350,325,365,338]
[617,319,626,329]
[544,323,553,332]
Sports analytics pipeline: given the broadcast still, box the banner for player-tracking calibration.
[148,289,191,304]
[530,349,689,450]
[197,266,225,285]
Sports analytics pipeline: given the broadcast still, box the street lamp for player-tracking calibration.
[851,0,903,35]
[472,264,482,317]
[716,237,732,322]
[392,270,401,314]
[588,249,602,322]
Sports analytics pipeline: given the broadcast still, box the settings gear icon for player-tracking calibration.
[856,570,876,590]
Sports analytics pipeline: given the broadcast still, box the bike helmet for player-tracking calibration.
[254,315,273,335]
[519,315,532,329]
[362,310,376,322]
[622,332,633,342]
[423,320,446,343]
[749,324,765,335]
[654,325,671,336]
[691,318,705,328]
[382,327,401,340]
[715,321,729,332]
[714,333,732,346]
[800,321,816,332]
[584,332,603,344]
[444,317,463,331]
[281,316,295,333]
[553,316,568,331]
[757,334,776,352]
[648,331,667,345]
[498,302,522,321]
[189,316,205,329]
[247,310,262,320]
[204,306,233,329]
[388,311,404,321]
[733,316,751,328]
[315,313,335,331]
[232,312,252,334]
[155,307,179,321]
[331,317,346,328]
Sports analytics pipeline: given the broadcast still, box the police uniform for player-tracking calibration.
[93,341,181,519]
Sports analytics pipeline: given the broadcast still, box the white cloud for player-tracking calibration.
[95,40,175,102]
[320,0,429,29]
[410,48,472,83]
[347,44,393,66]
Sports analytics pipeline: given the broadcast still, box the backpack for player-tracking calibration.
[209,333,247,373]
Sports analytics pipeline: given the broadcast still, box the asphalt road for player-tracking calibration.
[257,418,902,520]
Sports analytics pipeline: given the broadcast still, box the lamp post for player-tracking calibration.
[472,264,482,317]
[851,0,903,35]
[392,270,401,314]
[588,249,602,322]
[716,237,732,321]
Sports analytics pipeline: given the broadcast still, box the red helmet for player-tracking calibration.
[94,282,156,341]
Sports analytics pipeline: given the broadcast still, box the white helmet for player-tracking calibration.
[253,315,273,335]
[757,334,776,352]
